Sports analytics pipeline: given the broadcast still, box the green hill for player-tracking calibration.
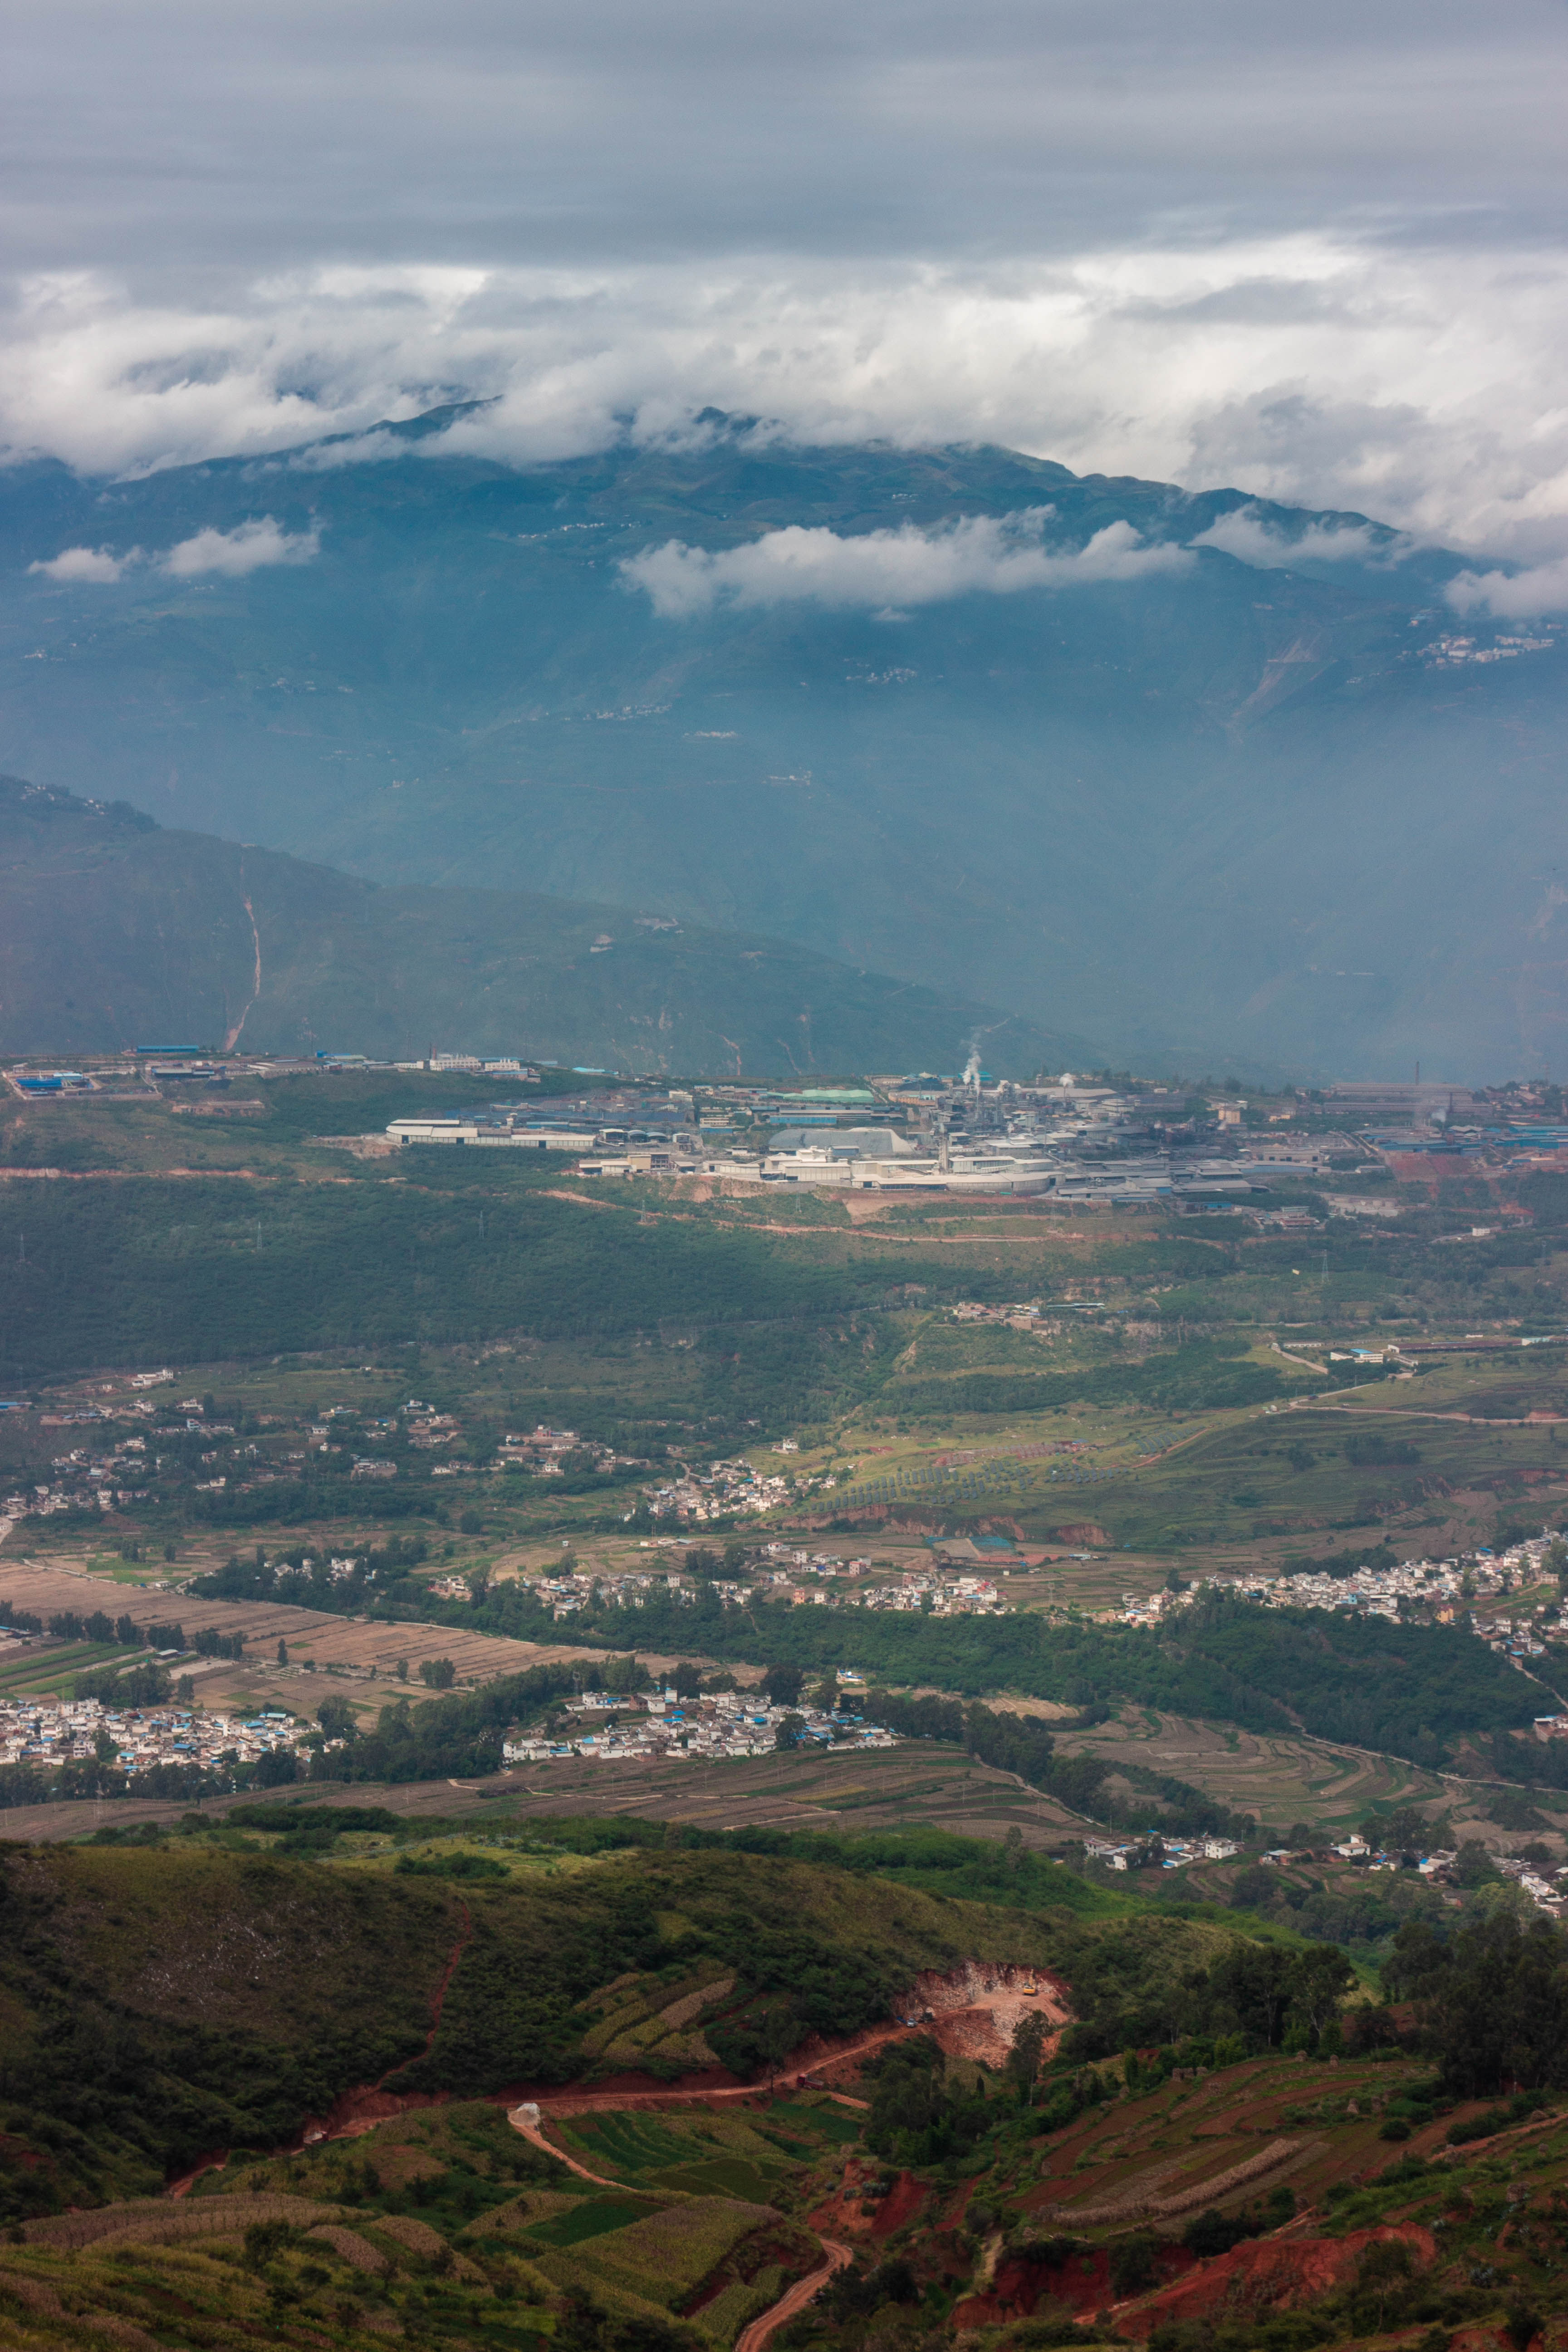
[0,1828,1054,2208]
[0,774,1087,1073]
[0,1811,1257,2213]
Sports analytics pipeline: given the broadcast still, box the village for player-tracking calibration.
[1117,1530,1566,1656]
[500,1545,1011,1621]
[501,1683,899,1766]
[0,1692,305,1774]
[1078,1823,1568,1920]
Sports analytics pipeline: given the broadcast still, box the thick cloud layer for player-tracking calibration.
[1446,559,1568,619]
[3,0,1567,558]
[1188,508,1391,568]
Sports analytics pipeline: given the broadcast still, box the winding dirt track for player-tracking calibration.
[506,2112,625,2188]
[506,2102,853,2352]
[734,2239,853,2352]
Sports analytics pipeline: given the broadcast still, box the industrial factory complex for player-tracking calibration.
[384,1070,1375,1202]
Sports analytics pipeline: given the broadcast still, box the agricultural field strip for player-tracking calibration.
[0,1558,740,1686]
[563,2110,800,2187]
[23,2195,343,2250]
[1053,2136,1313,2222]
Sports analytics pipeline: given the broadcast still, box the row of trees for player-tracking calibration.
[433,1572,1537,1767]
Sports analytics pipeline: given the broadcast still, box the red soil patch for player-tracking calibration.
[807,2164,929,2243]
[1115,2225,1437,2335]
[956,2243,1196,2326]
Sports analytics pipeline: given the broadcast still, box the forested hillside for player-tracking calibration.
[0,1823,1180,2209]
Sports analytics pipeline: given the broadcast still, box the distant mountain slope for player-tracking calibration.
[0,776,1085,1073]
[3,414,1565,1078]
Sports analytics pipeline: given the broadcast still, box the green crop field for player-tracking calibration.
[518,2196,652,2248]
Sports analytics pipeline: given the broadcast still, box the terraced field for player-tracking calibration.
[0,1737,1095,1848]
[1046,1705,1568,1854]
[1048,1710,1446,1839]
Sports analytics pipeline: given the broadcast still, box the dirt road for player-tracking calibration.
[507,2101,856,2352]
[735,2239,854,2352]
[507,2109,624,2187]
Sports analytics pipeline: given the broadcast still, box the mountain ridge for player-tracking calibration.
[5,418,1564,1080]
[0,774,1089,1073]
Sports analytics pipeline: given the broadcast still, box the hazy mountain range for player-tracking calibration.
[4,409,1564,1081]
[0,774,1081,1074]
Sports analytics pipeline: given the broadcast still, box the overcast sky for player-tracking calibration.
[4,0,1567,552]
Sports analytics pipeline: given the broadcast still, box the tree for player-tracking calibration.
[1380,1804,1446,1858]
[1206,1941,1298,2048]
[1007,2012,1048,2103]
[685,1546,720,1579]
[317,1695,357,1740]
[1454,1838,1501,1888]
[756,2001,799,2088]
[396,1657,409,1681]
[1355,2240,1413,2331]
[865,2038,947,2155]
[1287,1946,1354,2041]
[672,1662,703,1700]
[775,1711,805,1750]
[1420,1911,1568,2096]
[1229,1865,1275,1912]
[763,1663,804,1707]
[419,1657,457,1690]
[811,1673,840,1713]
[276,1639,288,1666]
